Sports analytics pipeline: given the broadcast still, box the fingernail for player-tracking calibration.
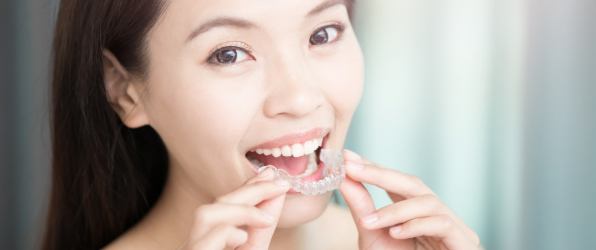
[362,214,378,226]
[275,179,290,188]
[390,226,402,236]
[346,161,364,171]
[344,149,362,161]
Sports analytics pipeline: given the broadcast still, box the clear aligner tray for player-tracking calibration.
[259,149,345,196]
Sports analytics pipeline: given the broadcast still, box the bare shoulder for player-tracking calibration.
[101,226,160,250]
[102,235,144,250]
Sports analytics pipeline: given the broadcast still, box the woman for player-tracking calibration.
[43,0,481,249]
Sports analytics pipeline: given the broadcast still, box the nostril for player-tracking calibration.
[261,84,325,119]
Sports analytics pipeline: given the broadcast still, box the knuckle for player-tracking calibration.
[407,174,435,195]
[246,206,264,218]
[409,175,424,187]
[421,195,442,211]
[400,220,413,232]
[221,225,234,234]
[215,195,230,204]
[436,215,454,230]
[236,229,249,243]
[194,205,212,223]
[403,173,417,184]
[214,196,224,203]
[403,174,422,193]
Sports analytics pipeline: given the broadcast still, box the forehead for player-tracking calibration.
[158,0,349,36]
[165,0,348,17]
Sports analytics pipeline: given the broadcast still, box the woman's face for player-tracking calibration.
[139,0,363,227]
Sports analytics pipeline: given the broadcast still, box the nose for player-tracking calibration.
[263,56,324,118]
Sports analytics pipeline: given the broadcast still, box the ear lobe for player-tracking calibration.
[102,50,150,128]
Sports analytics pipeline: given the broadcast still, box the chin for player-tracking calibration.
[276,191,333,227]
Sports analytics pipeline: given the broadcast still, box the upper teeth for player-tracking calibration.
[253,138,323,158]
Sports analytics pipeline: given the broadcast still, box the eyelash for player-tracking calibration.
[206,22,347,67]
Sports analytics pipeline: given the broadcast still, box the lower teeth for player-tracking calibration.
[254,149,345,196]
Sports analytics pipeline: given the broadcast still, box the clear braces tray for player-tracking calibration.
[258,149,345,196]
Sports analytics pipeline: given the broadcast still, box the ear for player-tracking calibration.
[102,50,150,128]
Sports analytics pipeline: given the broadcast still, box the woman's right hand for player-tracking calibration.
[179,167,290,250]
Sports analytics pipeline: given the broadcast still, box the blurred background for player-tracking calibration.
[0,0,594,249]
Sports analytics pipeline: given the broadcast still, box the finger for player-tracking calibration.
[359,194,448,230]
[343,149,433,199]
[389,215,480,250]
[192,203,275,237]
[238,191,287,250]
[345,150,479,243]
[192,225,248,250]
[339,176,377,232]
[445,209,481,245]
[225,227,249,249]
[217,177,290,206]
[360,195,480,245]
[245,166,277,185]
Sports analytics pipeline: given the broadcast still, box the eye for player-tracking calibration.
[309,24,345,46]
[207,45,254,66]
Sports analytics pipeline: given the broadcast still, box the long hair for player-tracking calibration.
[43,1,168,249]
[43,0,356,249]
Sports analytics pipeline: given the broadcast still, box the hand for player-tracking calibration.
[339,150,481,250]
[179,167,290,250]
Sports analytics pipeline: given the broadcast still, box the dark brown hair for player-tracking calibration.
[43,0,355,249]
[43,1,167,249]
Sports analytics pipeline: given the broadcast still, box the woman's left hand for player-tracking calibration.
[339,150,482,250]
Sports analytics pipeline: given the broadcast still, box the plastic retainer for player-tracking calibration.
[258,149,345,196]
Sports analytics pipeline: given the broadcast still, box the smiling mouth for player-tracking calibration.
[245,129,330,179]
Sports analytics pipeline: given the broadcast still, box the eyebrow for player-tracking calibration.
[186,0,348,42]
[307,0,348,17]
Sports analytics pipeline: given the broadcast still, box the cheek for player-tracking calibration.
[315,40,365,121]
[143,67,262,172]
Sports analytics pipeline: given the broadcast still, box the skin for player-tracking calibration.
[101,0,481,249]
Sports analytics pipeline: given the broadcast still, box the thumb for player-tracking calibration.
[237,191,287,250]
[339,177,377,233]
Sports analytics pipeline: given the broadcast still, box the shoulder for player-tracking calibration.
[102,227,160,250]
[102,235,143,250]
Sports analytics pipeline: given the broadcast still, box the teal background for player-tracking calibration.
[0,0,594,249]
[344,1,596,250]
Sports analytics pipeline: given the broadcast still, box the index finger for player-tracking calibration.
[237,192,286,250]
[343,149,434,199]
[217,167,291,206]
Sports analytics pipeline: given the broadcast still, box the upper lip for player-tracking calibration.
[246,127,330,152]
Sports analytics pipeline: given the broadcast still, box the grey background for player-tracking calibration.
[1,0,57,249]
